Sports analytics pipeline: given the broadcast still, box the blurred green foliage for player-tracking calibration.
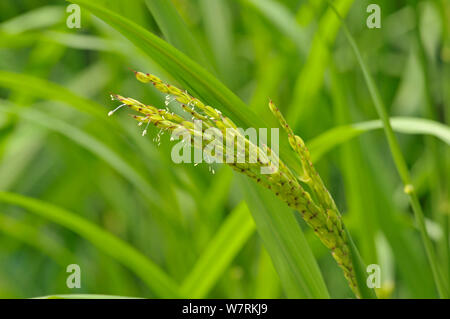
[0,0,448,299]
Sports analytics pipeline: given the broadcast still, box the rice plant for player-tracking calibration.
[110,71,361,295]
[0,0,449,300]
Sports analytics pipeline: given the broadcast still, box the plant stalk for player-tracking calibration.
[328,1,448,298]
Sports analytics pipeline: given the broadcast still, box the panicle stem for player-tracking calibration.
[109,71,362,297]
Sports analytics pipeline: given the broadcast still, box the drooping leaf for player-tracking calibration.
[240,176,330,298]
[144,0,210,68]
[68,0,304,176]
[308,117,450,162]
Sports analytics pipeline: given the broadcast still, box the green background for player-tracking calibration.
[0,0,448,299]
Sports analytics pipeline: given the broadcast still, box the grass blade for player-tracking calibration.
[0,70,104,119]
[329,64,435,297]
[144,0,210,68]
[0,191,181,298]
[68,0,304,177]
[199,0,236,85]
[240,176,330,299]
[328,1,448,298]
[69,0,251,125]
[0,103,161,206]
[307,117,450,162]
[0,213,74,266]
[287,0,354,129]
[181,201,255,298]
[344,228,377,298]
[0,5,63,34]
[241,0,309,55]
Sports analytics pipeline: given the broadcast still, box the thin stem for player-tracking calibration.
[328,2,448,298]
[413,0,449,292]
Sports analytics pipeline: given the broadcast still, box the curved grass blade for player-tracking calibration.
[328,1,448,298]
[0,191,181,298]
[199,0,236,85]
[0,71,104,119]
[181,201,255,298]
[67,0,304,176]
[0,103,161,206]
[0,213,74,266]
[68,0,351,297]
[242,0,309,55]
[69,0,251,125]
[253,247,281,298]
[144,0,210,68]
[0,72,169,199]
[329,64,436,297]
[287,0,354,129]
[66,1,332,297]
[240,176,330,299]
[0,5,63,34]
[344,227,377,298]
[308,117,450,162]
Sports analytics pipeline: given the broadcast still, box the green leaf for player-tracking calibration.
[0,191,181,298]
[344,228,377,299]
[68,0,304,177]
[328,0,448,298]
[0,5,63,34]
[241,0,309,55]
[287,0,355,129]
[177,115,434,298]
[0,71,166,189]
[240,176,330,298]
[199,0,236,85]
[0,70,104,119]
[181,201,255,298]
[253,246,281,298]
[0,213,74,266]
[308,117,450,162]
[0,103,161,206]
[69,0,248,123]
[65,1,333,298]
[144,0,210,68]
[200,168,234,227]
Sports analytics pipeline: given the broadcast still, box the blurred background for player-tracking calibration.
[0,0,448,298]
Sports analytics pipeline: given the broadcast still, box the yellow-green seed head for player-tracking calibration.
[108,74,360,298]
[135,71,151,83]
